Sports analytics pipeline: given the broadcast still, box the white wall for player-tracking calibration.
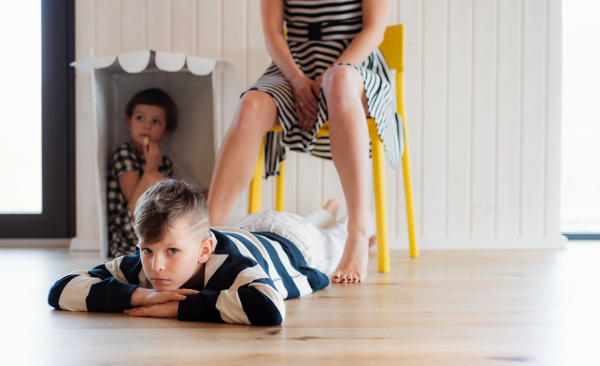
[73,0,563,251]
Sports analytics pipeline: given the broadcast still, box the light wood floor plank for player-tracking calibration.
[0,244,598,365]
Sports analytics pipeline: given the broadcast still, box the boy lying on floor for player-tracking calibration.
[48,179,374,325]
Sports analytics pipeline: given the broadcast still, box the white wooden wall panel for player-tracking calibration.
[121,0,146,52]
[545,0,562,237]
[496,0,522,237]
[95,0,120,56]
[75,0,99,244]
[446,0,472,238]
[146,0,171,52]
[471,0,497,237]
[74,0,563,251]
[172,0,196,55]
[521,0,547,237]
[196,0,221,60]
[421,0,448,238]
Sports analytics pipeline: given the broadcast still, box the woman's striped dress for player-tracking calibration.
[246,0,403,178]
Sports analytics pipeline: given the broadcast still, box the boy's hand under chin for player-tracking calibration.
[125,301,180,318]
[126,287,198,318]
[130,287,198,307]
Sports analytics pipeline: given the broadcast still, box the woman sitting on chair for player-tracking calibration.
[207,0,402,284]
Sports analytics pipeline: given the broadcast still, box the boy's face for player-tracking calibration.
[139,217,213,292]
[125,104,170,148]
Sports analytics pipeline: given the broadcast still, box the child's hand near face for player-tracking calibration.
[143,141,164,173]
[130,287,198,307]
[125,301,180,318]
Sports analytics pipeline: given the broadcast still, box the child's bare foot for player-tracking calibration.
[331,229,370,284]
[368,234,377,250]
[324,198,339,218]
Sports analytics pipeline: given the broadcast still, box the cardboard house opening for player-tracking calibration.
[72,50,220,259]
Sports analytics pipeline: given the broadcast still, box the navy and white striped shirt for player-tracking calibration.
[48,228,330,325]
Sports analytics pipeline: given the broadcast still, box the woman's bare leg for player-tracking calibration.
[321,66,372,284]
[207,91,279,225]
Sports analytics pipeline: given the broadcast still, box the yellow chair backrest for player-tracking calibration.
[379,24,404,74]
[378,24,405,121]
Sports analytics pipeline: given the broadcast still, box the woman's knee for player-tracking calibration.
[233,91,278,133]
[321,66,363,100]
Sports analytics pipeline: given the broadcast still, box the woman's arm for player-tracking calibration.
[331,0,391,66]
[261,0,301,85]
[261,0,319,127]
[311,0,392,96]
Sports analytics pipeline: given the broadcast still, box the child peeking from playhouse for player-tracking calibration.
[49,179,375,325]
[107,88,177,257]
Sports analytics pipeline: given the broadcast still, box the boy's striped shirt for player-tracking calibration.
[48,228,330,325]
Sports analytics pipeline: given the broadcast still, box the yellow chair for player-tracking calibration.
[248,24,419,272]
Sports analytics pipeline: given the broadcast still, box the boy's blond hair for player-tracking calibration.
[133,179,210,244]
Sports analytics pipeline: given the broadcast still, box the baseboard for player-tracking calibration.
[388,235,568,250]
[69,238,100,251]
[0,239,71,248]
[1,236,567,251]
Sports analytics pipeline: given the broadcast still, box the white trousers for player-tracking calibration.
[235,209,375,276]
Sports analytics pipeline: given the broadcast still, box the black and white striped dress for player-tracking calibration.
[246,0,403,178]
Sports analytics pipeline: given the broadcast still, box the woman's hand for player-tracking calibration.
[290,74,319,132]
[143,141,163,172]
[311,74,324,102]
[130,287,199,307]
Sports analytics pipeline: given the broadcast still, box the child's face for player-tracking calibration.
[139,217,213,292]
[125,104,170,148]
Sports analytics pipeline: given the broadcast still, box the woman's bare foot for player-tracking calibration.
[324,198,339,218]
[331,226,370,284]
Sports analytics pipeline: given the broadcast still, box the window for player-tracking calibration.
[0,0,75,238]
[561,0,600,240]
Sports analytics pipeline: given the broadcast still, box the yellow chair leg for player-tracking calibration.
[249,138,265,214]
[276,159,285,212]
[401,119,419,258]
[368,119,390,273]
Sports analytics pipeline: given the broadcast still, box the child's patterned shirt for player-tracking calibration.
[106,142,172,257]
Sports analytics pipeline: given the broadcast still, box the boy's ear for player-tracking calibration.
[125,115,132,131]
[198,236,214,264]
[161,129,172,139]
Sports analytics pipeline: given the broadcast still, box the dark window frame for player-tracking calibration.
[563,233,600,241]
[0,0,75,238]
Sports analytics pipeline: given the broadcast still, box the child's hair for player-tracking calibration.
[133,179,210,244]
[126,88,178,133]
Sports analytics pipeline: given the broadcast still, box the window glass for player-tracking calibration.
[561,0,600,232]
[0,2,42,213]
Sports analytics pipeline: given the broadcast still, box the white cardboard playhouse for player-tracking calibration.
[72,50,220,259]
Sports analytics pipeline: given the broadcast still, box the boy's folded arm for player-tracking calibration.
[48,256,141,313]
[178,279,286,326]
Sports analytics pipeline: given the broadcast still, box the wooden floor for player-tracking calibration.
[1,244,599,366]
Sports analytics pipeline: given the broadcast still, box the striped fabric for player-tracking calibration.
[48,228,329,326]
[245,0,403,178]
